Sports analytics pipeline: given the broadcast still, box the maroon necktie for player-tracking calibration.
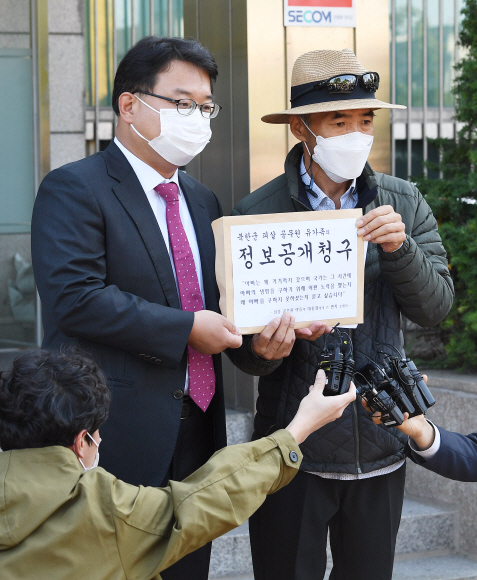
[155,182,215,411]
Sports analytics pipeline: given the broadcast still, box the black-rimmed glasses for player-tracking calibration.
[137,91,222,119]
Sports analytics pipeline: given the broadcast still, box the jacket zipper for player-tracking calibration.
[352,401,362,474]
[349,328,362,474]
[294,193,362,472]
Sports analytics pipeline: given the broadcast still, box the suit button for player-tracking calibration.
[155,359,162,365]
[150,357,157,362]
[173,389,184,400]
[289,451,299,463]
[139,353,146,358]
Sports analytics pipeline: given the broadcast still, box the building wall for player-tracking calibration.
[48,0,85,169]
[0,0,30,50]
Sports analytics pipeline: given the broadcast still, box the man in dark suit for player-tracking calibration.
[393,410,477,482]
[31,37,313,580]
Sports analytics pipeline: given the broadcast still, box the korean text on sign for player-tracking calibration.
[230,217,360,329]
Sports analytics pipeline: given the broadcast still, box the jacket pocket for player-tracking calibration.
[107,378,134,389]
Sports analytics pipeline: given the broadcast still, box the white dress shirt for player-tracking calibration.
[409,421,441,459]
[115,137,205,393]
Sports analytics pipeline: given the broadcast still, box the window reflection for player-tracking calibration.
[443,0,455,107]
[85,0,184,109]
[395,0,408,106]
[427,0,440,108]
[392,0,465,179]
[411,0,423,108]
[0,2,37,354]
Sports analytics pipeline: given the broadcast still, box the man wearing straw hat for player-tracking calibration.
[233,48,454,580]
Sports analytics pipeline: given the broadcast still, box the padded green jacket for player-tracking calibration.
[233,144,454,474]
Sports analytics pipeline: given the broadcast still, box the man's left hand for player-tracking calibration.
[251,312,296,360]
[356,205,406,253]
[295,321,332,341]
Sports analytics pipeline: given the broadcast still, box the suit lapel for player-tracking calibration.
[179,174,219,312]
[104,142,181,309]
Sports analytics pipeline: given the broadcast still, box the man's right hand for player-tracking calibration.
[188,310,242,355]
[396,413,435,450]
[362,374,436,451]
[286,369,356,444]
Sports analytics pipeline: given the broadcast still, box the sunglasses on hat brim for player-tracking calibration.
[292,72,380,104]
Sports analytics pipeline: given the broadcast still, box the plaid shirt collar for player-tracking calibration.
[300,155,357,211]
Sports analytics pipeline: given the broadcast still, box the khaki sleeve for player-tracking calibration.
[111,430,301,579]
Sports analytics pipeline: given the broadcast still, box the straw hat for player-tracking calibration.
[262,48,406,124]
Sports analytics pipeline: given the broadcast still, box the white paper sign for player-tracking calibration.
[284,0,356,28]
[230,216,359,329]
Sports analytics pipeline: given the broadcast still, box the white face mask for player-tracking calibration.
[75,432,100,472]
[304,123,374,184]
[131,95,212,166]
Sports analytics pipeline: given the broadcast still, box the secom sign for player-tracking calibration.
[284,0,356,28]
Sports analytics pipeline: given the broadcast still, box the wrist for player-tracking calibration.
[250,336,266,360]
[413,421,435,451]
[379,236,410,259]
[381,240,404,253]
[285,419,307,445]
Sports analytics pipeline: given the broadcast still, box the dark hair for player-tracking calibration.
[0,349,111,451]
[112,36,218,115]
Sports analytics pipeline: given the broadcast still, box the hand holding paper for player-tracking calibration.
[295,320,333,341]
[356,205,406,253]
[251,312,296,360]
[188,310,242,354]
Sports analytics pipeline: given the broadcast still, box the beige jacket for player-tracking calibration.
[0,430,301,579]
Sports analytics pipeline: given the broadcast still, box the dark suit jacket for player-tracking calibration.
[410,426,477,482]
[31,141,278,487]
